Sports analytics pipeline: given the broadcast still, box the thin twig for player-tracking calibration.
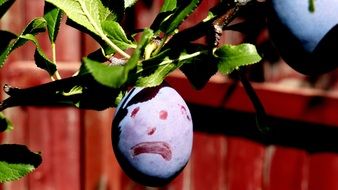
[237,69,270,133]
[165,0,253,48]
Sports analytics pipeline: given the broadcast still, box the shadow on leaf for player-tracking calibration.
[0,144,42,168]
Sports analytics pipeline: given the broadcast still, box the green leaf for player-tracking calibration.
[124,0,137,8]
[19,17,47,37]
[214,43,262,75]
[83,58,125,88]
[83,29,153,88]
[0,30,17,53]
[136,47,204,87]
[0,162,35,183]
[180,52,218,90]
[0,112,13,132]
[0,144,42,183]
[19,34,57,76]
[44,2,63,43]
[150,0,177,32]
[136,55,177,87]
[0,0,15,19]
[101,20,136,50]
[100,0,125,21]
[45,0,116,39]
[46,0,130,58]
[0,17,47,67]
[160,0,177,12]
[160,0,200,34]
[34,49,57,76]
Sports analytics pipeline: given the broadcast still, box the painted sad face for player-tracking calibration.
[112,84,193,186]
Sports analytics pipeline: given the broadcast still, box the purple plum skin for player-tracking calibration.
[112,84,193,187]
[267,0,338,75]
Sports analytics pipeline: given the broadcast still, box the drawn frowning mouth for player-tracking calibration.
[130,141,172,161]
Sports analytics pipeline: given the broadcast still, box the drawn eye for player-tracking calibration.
[179,105,191,121]
[131,107,140,118]
[159,110,168,120]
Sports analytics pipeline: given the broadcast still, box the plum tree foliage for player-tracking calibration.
[0,0,335,185]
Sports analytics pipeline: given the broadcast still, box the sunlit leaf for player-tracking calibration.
[136,46,207,87]
[101,20,136,50]
[124,0,137,8]
[160,0,177,12]
[44,2,63,43]
[136,55,177,87]
[46,0,131,58]
[150,0,177,32]
[45,0,117,39]
[214,43,261,75]
[0,17,47,67]
[83,29,153,88]
[82,58,125,88]
[0,144,42,183]
[160,0,200,34]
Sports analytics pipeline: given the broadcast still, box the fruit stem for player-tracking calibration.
[51,43,62,80]
[308,0,316,12]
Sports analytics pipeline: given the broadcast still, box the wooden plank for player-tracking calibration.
[54,20,82,62]
[163,167,186,190]
[308,153,338,190]
[83,109,122,190]
[133,0,163,30]
[189,132,226,190]
[166,72,338,127]
[224,137,265,190]
[26,107,81,190]
[263,146,308,190]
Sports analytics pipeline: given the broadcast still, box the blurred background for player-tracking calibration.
[0,0,337,189]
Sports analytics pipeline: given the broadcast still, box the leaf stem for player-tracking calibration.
[101,35,131,59]
[51,43,61,80]
[159,51,203,66]
[138,50,203,74]
[152,35,169,56]
[78,1,130,59]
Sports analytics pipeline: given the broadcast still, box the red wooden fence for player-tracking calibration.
[0,0,337,190]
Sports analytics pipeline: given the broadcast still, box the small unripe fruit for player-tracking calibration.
[112,83,193,187]
[267,0,338,75]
